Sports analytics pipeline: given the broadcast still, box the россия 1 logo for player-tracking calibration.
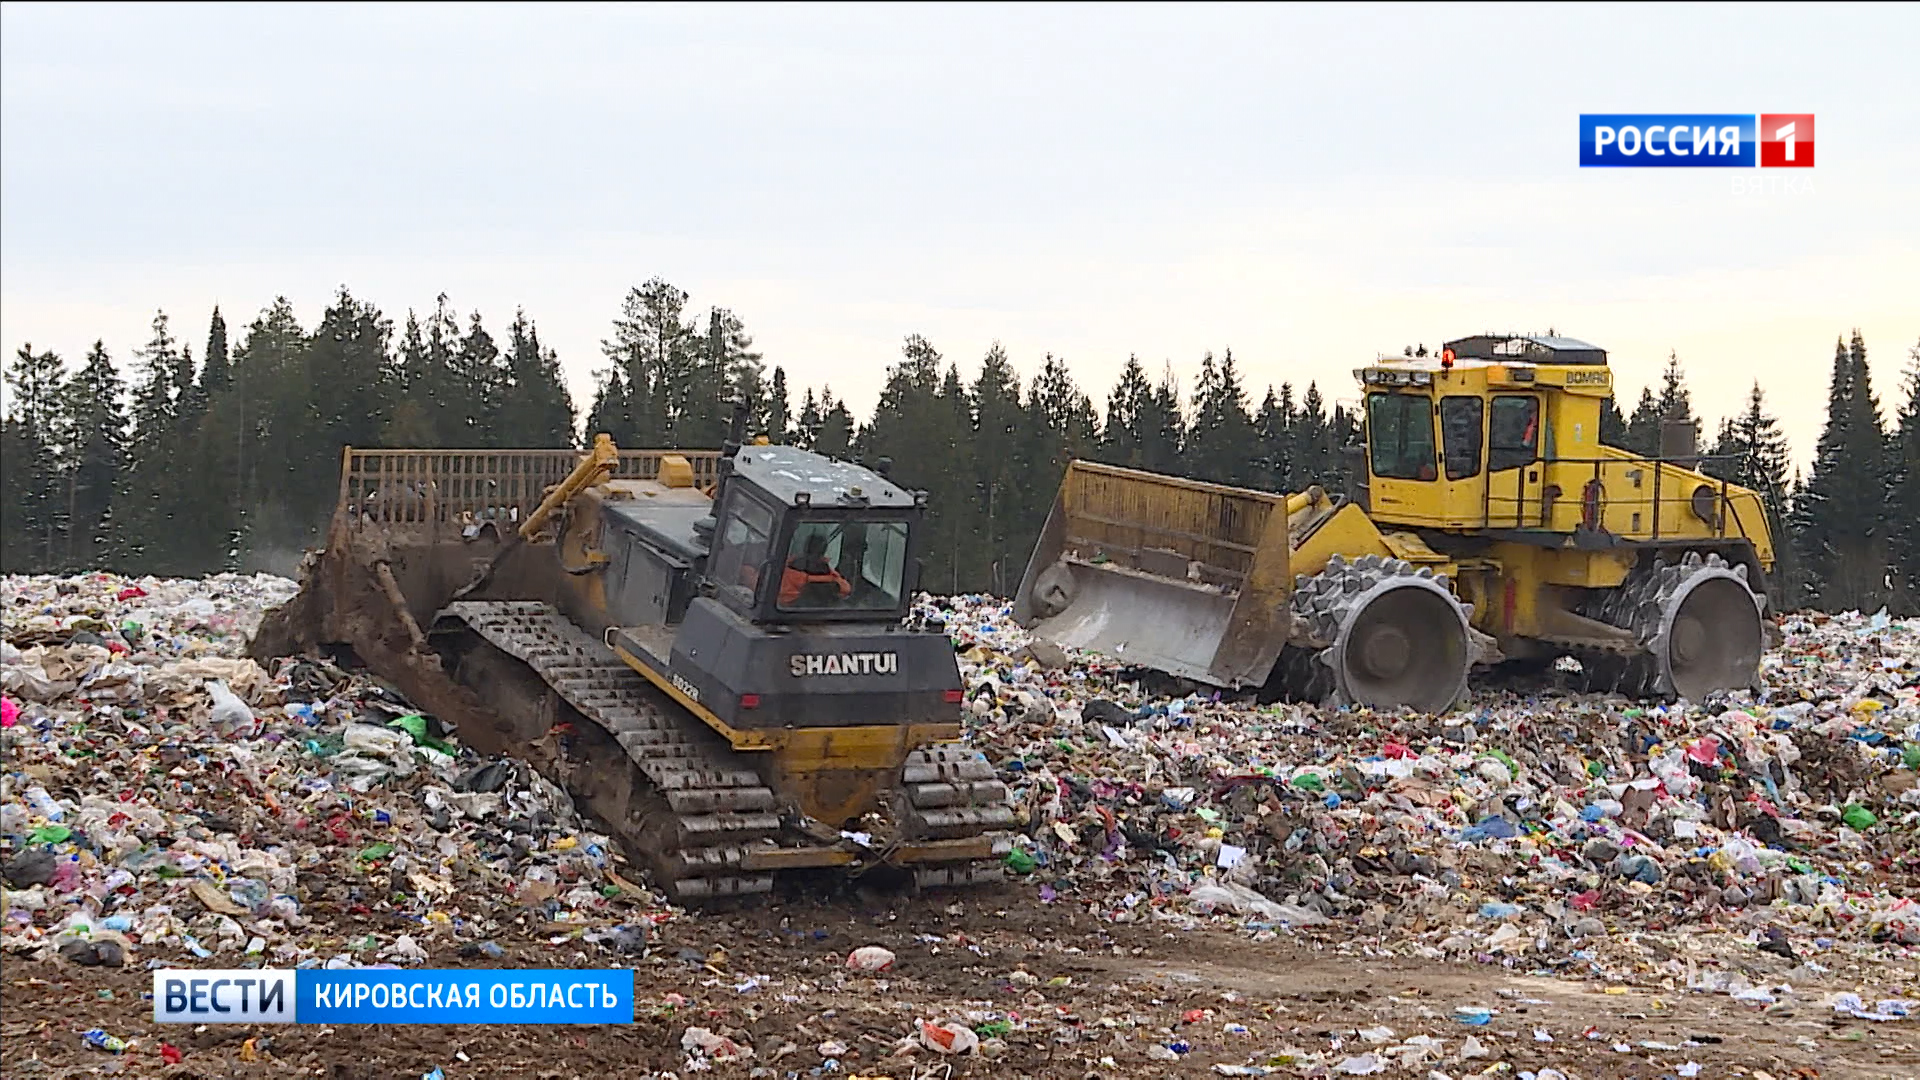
[1579,114,1814,168]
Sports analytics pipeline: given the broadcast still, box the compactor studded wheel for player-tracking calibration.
[1287,554,1475,713]
[1583,551,1767,701]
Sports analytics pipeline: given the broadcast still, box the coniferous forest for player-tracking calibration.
[5,279,1918,615]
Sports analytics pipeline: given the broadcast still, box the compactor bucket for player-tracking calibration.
[1012,461,1299,689]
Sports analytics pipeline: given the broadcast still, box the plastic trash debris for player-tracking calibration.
[918,1018,981,1054]
[847,945,897,972]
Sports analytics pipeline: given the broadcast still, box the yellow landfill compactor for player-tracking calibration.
[1014,335,1779,713]
[253,407,1014,901]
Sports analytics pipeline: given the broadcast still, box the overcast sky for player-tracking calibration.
[4,3,1916,470]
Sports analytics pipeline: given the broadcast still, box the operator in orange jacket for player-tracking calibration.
[779,533,851,606]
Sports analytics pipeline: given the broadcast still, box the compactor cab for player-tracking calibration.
[1017,333,1777,714]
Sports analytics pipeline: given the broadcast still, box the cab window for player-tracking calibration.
[1440,396,1484,480]
[1366,393,1437,481]
[1488,395,1541,473]
[777,519,911,613]
[708,494,776,607]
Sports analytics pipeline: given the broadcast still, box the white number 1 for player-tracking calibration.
[1775,121,1797,161]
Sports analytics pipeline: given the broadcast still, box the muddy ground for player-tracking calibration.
[4,880,1916,1080]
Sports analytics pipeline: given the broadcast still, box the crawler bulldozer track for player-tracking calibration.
[435,601,1011,901]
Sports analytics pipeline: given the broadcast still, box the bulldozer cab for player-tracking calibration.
[703,446,924,625]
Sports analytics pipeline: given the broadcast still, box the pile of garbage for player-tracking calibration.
[931,594,1920,986]
[2,573,660,976]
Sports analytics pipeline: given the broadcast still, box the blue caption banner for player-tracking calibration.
[1579,114,1755,167]
[156,969,634,1024]
[300,969,634,1024]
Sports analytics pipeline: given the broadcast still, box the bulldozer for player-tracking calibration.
[251,407,1015,901]
[1014,334,1778,712]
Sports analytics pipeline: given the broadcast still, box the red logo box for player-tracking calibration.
[1759,113,1814,167]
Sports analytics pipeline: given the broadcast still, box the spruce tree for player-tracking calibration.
[764,366,793,445]
[699,307,764,444]
[1599,395,1629,448]
[384,312,438,445]
[453,311,507,446]
[814,390,853,459]
[1793,333,1890,611]
[862,337,957,578]
[1186,349,1257,485]
[585,368,633,444]
[969,343,1025,590]
[1655,350,1700,450]
[60,342,129,569]
[1253,386,1286,491]
[222,298,307,565]
[501,310,577,448]
[1889,339,1920,611]
[1099,354,1153,467]
[1143,362,1185,474]
[932,363,978,592]
[422,294,462,442]
[1013,354,1097,592]
[123,313,189,571]
[794,388,821,450]
[1328,402,1362,497]
[200,306,231,395]
[2,344,69,570]
[263,288,392,549]
[1295,382,1331,487]
[1625,387,1662,457]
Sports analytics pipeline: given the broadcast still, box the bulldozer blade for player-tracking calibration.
[1024,560,1244,686]
[1013,460,1298,689]
[1654,565,1765,702]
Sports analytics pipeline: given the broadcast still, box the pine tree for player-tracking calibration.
[500,310,577,448]
[1099,354,1153,467]
[602,279,698,445]
[2,344,69,570]
[59,341,129,569]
